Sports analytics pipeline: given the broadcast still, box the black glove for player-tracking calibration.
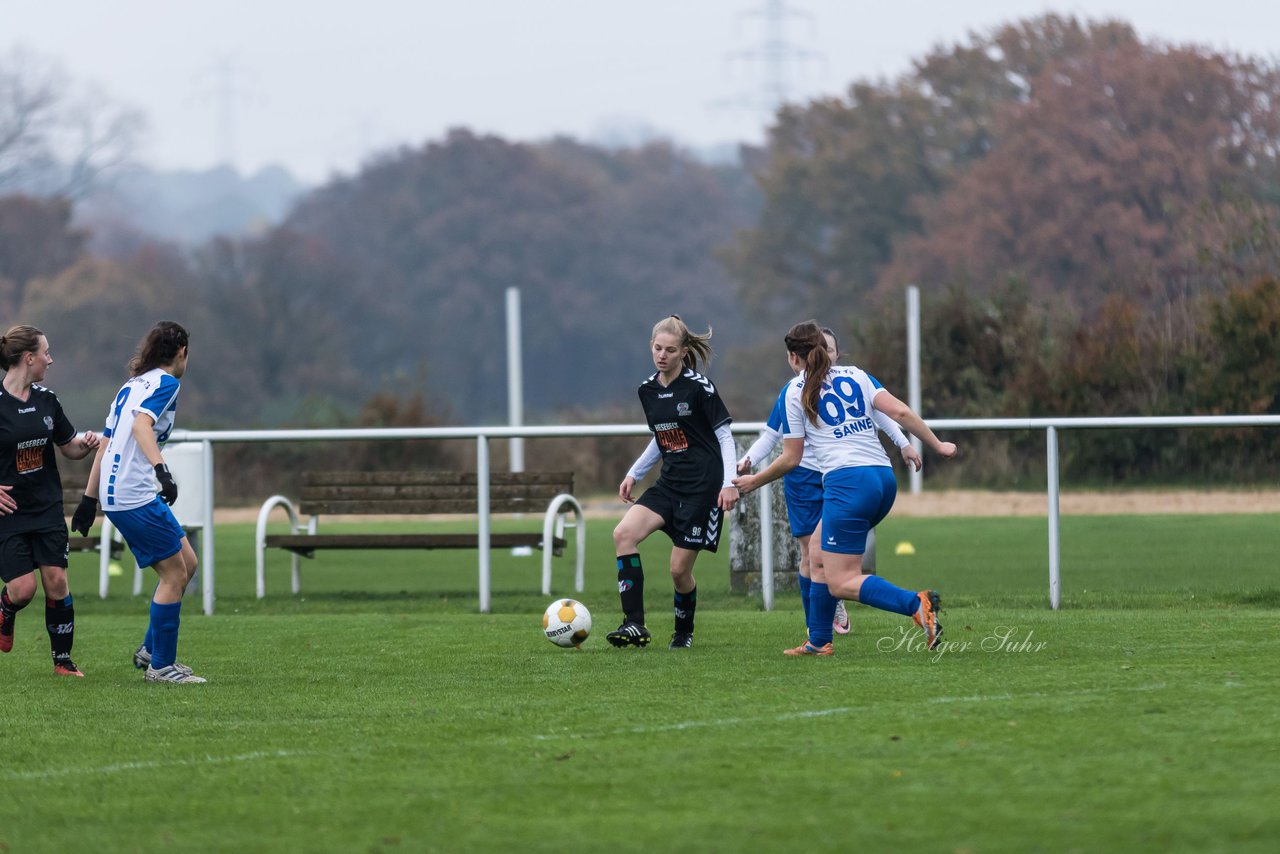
[155,463,178,506]
[71,495,99,536]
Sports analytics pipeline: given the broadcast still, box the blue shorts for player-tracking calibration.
[820,466,897,555]
[106,498,186,568]
[782,466,823,538]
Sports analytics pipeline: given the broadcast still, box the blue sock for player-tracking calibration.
[858,575,919,616]
[142,584,159,652]
[808,582,838,646]
[148,600,182,670]
[797,574,812,625]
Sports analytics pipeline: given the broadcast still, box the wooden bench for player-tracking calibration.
[255,471,585,609]
[62,487,125,559]
[60,485,128,600]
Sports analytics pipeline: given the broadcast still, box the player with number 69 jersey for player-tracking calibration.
[734,320,957,656]
[737,325,920,644]
[781,364,900,474]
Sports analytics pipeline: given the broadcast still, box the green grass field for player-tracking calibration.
[3,511,1278,853]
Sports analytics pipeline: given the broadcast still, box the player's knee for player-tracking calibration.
[612,525,636,552]
[42,574,69,600]
[5,574,37,605]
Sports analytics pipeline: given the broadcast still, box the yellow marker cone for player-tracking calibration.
[894,541,916,556]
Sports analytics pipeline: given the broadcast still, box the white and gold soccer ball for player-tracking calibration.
[542,598,592,648]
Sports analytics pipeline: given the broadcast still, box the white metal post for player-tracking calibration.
[759,481,774,611]
[1047,426,1061,610]
[907,285,923,494]
[507,287,534,557]
[201,440,216,615]
[506,287,524,473]
[477,436,492,613]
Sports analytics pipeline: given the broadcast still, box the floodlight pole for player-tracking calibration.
[506,287,525,473]
[906,285,923,494]
[506,288,534,557]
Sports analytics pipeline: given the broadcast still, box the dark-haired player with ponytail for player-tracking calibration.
[0,325,101,676]
[76,321,205,683]
[734,320,956,655]
[737,325,920,643]
[610,316,740,650]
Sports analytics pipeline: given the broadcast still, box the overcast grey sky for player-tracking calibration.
[7,0,1280,182]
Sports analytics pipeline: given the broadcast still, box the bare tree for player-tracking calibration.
[0,46,144,198]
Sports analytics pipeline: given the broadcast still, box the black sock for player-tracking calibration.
[46,596,74,665]
[1,586,28,615]
[674,586,697,634]
[616,553,645,624]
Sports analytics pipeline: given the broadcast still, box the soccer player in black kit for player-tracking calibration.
[610,316,740,649]
[0,325,101,675]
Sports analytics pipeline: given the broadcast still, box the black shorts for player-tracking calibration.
[637,483,723,553]
[0,526,70,583]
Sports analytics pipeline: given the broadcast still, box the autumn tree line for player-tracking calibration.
[2,15,1279,498]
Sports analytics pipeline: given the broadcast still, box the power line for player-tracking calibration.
[716,0,825,122]
[190,53,256,170]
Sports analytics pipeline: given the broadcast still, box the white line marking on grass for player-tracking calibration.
[1,749,315,781]
[526,685,1169,743]
[928,682,1166,705]
[530,707,854,741]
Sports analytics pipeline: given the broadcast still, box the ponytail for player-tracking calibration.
[784,320,831,425]
[651,314,714,373]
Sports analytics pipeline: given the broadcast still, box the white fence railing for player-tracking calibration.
[152,415,1280,615]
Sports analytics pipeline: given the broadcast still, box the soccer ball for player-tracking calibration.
[542,598,592,648]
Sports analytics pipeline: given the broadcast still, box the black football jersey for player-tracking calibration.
[637,369,732,505]
[0,383,76,534]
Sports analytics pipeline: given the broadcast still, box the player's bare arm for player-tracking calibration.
[873,390,957,458]
[733,437,803,494]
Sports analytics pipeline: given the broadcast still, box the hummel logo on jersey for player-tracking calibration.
[16,406,35,414]
[658,392,673,398]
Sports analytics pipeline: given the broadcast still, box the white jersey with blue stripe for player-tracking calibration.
[98,368,181,511]
[782,365,892,472]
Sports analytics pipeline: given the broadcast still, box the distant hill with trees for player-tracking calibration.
[77,164,305,248]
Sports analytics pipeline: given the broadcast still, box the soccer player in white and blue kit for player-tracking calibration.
[737,327,920,643]
[74,321,205,683]
[735,320,957,654]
